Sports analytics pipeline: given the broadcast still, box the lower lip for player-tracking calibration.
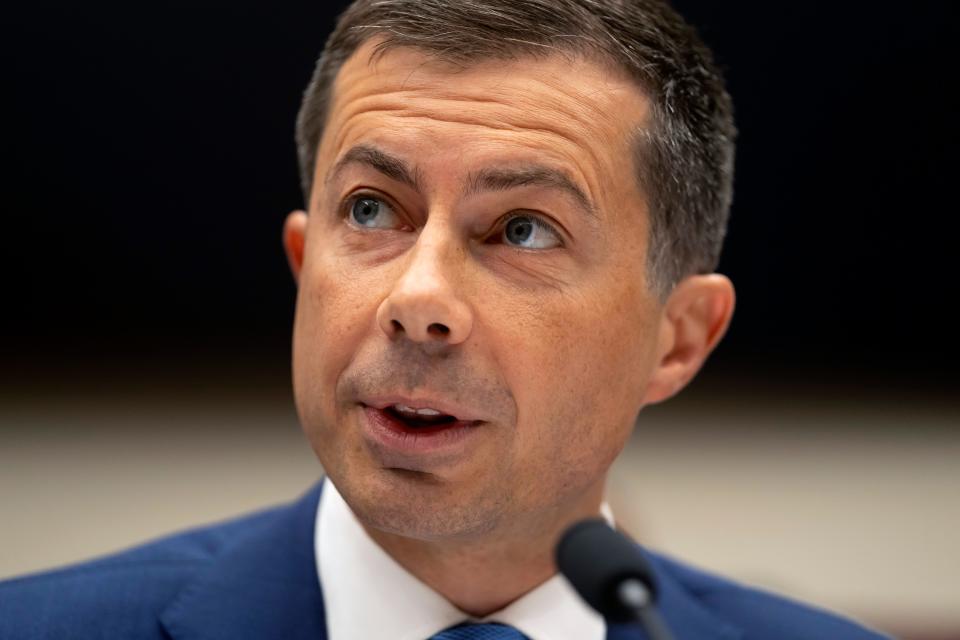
[359,405,484,468]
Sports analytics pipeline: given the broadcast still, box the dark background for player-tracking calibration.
[5,1,959,396]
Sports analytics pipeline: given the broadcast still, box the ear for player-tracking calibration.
[642,274,735,405]
[283,210,309,284]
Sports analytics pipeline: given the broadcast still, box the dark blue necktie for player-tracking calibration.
[429,622,530,639]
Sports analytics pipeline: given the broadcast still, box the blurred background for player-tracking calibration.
[3,1,958,638]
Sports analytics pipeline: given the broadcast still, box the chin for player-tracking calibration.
[334,465,505,541]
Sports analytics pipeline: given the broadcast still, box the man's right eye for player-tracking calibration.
[346,195,401,229]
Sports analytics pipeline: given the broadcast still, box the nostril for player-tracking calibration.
[427,323,450,337]
[391,319,404,334]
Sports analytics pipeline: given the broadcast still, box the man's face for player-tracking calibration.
[289,41,665,540]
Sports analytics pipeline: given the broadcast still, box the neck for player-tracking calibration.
[362,481,607,617]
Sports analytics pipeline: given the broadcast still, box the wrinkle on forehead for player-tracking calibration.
[334,47,643,136]
[316,40,651,218]
[332,105,608,185]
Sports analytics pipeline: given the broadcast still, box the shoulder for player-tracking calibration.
[647,550,892,640]
[0,503,288,640]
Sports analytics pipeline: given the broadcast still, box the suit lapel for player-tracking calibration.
[159,482,328,640]
[158,479,739,640]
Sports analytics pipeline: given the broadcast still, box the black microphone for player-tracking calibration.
[556,518,677,640]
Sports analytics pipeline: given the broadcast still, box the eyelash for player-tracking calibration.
[339,191,395,220]
[496,213,563,248]
[338,192,564,246]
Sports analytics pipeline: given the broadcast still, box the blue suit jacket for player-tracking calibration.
[0,481,889,639]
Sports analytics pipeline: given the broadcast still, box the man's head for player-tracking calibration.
[283,0,735,544]
[297,0,736,299]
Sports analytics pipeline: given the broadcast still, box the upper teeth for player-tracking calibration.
[394,404,443,417]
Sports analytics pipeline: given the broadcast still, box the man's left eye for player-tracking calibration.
[500,214,562,249]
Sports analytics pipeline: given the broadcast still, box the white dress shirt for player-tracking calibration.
[316,479,609,640]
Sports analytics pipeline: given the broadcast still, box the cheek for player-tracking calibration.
[292,248,384,432]
[499,282,655,478]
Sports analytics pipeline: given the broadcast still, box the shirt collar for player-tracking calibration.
[316,479,607,640]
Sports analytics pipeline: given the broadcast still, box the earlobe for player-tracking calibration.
[283,210,309,283]
[642,274,735,405]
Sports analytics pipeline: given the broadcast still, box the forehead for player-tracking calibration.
[315,40,651,209]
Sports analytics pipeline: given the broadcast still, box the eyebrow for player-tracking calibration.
[326,144,597,220]
[325,144,423,191]
[464,165,597,220]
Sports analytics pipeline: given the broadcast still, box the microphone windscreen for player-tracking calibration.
[555,518,659,621]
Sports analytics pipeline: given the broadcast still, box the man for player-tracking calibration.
[1,1,888,639]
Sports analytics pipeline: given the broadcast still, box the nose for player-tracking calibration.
[376,232,474,349]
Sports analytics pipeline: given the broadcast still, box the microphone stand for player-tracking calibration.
[556,518,679,640]
[617,578,676,640]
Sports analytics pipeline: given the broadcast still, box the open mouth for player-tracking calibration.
[365,403,479,434]
[386,404,458,428]
[359,400,487,462]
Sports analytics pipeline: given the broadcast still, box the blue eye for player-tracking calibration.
[502,215,561,249]
[348,196,400,229]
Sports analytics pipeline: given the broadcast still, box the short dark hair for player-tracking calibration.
[295,0,735,297]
